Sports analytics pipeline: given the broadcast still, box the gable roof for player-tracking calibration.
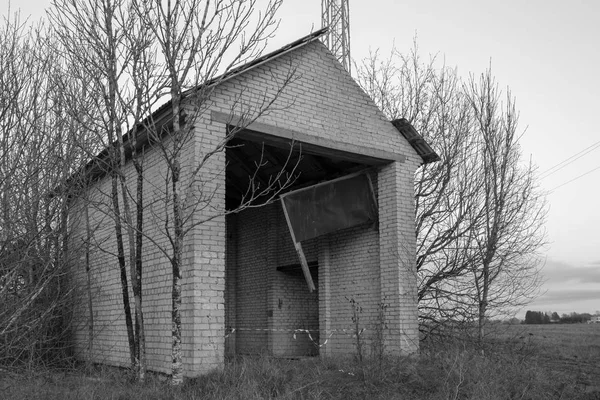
[146,28,331,121]
[59,29,438,195]
[128,27,438,165]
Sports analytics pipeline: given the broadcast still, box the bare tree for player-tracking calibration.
[129,0,301,384]
[0,12,84,368]
[466,69,546,341]
[49,0,158,379]
[357,45,482,326]
[48,0,298,384]
[356,45,546,335]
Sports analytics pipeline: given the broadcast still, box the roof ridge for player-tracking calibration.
[183,27,329,98]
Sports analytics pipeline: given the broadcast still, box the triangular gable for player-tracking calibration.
[207,38,427,166]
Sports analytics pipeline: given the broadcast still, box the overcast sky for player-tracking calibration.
[3,0,599,318]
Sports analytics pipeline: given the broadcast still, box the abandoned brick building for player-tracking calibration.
[69,29,438,376]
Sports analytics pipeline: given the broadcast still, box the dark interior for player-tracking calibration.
[225,132,366,210]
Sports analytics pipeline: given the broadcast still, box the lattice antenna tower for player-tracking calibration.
[321,0,351,74]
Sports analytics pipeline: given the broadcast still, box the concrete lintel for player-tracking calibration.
[211,110,406,165]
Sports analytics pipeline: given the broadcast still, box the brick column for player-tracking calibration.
[266,204,278,355]
[224,214,237,357]
[185,118,227,375]
[318,236,332,357]
[377,161,419,354]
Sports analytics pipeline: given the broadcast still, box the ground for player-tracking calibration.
[493,323,600,392]
[1,323,600,399]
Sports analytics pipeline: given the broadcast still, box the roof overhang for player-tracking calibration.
[213,111,405,166]
[391,118,440,164]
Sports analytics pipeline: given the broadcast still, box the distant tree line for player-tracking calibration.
[524,310,595,324]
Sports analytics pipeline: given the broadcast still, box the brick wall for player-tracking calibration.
[228,208,269,354]
[69,120,226,376]
[208,40,419,162]
[270,204,319,358]
[226,203,319,357]
[205,39,421,357]
[69,36,422,376]
[224,174,418,360]
[318,217,381,357]
[270,270,319,357]
[378,160,421,354]
[224,213,237,357]
[185,112,227,372]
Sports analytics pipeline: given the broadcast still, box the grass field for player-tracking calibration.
[1,324,599,399]
[504,323,600,361]
[491,323,600,388]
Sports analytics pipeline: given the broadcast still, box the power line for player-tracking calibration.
[540,139,600,179]
[549,164,600,193]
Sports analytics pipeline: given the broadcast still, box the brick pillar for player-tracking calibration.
[224,214,237,357]
[377,161,419,354]
[185,118,227,375]
[318,236,332,357]
[266,204,277,355]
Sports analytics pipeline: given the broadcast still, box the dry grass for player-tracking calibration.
[500,323,600,360]
[488,323,600,393]
[2,324,600,400]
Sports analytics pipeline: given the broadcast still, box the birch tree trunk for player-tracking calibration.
[134,0,284,384]
[49,0,148,374]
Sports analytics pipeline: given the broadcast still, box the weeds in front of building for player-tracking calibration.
[3,324,598,400]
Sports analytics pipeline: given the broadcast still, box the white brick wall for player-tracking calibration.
[70,121,225,376]
[225,203,319,357]
[69,37,422,376]
[213,41,421,358]
[208,41,420,164]
[378,161,420,354]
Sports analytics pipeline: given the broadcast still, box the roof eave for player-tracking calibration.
[55,28,331,198]
[391,118,440,164]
